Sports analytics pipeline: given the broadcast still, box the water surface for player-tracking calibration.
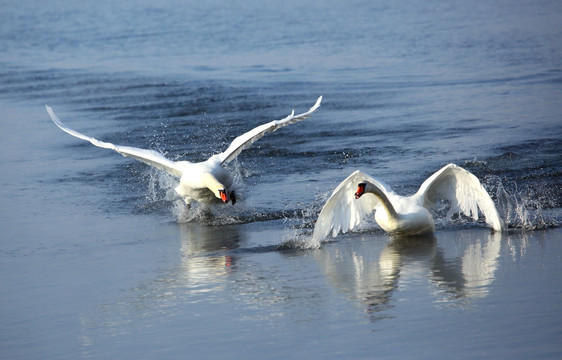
[1,0,561,359]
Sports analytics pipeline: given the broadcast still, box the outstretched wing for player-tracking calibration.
[216,96,322,164]
[416,163,503,231]
[312,170,388,245]
[46,105,183,177]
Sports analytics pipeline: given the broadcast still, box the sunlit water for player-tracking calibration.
[1,0,561,359]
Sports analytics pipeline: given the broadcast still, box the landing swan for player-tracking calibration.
[46,96,322,206]
[312,164,503,243]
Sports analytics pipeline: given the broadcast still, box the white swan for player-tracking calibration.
[46,96,322,206]
[312,164,503,243]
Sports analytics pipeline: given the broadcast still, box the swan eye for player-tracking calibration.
[219,189,228,203]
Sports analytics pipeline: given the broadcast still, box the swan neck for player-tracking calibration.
[368,186,398,218]
[202,173,225,193]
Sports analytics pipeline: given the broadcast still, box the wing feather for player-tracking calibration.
[416,163,503,231]
[217,96,322,164]
[312,170,386,245]
[46,105,183,177]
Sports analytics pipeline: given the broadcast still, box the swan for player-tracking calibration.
[46,96,322,206]
[312,164,503,243]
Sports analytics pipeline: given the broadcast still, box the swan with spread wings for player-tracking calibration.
[47,96,322,206]
[312,164,503,244]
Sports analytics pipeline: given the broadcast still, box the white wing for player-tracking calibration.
[216,96,322,164]
[312,170,391,244]
[46,105,183,177]
[416,163,503,231]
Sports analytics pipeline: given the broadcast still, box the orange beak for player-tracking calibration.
[355,183,366,199]
[219,189,228,203]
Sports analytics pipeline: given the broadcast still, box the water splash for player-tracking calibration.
[279,191,330,249]
[145,167,178,204]
[491,177,559,230]
[140,161,250,224]
[175,202,287,226]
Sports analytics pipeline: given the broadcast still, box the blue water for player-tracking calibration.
[1,0,561,359]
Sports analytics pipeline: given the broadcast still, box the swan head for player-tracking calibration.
[218,189,237,205]
[355,183,367,199]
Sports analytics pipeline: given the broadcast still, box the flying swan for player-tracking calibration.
[46,96,322,206]
[312,164,503,243]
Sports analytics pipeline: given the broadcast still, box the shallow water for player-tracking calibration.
[1,0,561,359]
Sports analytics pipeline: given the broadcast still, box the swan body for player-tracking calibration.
[313,164,503,243]
[47,96,322,206]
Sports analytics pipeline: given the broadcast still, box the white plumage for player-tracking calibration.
[313,164,503,244]
[47,96,322,206]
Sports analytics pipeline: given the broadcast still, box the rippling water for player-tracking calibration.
[1,0,561,359]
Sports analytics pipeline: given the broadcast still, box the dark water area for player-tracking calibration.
[1,0,561,359]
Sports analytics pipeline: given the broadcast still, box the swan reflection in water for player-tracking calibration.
[174,223,243,291]
[314,230,502,320]
[78,222,246,350]
[79,225,503,349]
[127,223,244,312]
